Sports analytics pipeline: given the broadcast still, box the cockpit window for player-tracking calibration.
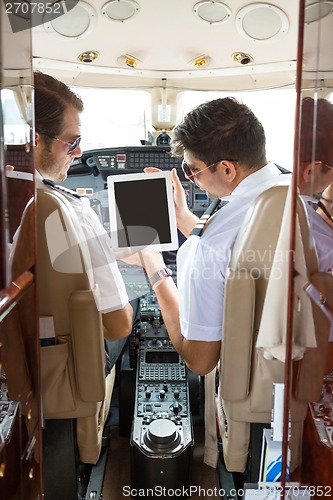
[72,86,296,170]
[71,87,149,151]
[179,89,296,170]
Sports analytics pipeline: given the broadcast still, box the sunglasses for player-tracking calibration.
[37,130,81,155]
[320,161,333,170]
[313,160,333,170]
[182,159,238,183]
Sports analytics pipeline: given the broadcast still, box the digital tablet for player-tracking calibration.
[107,171,178,252]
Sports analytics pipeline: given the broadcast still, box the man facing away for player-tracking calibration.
[127,97,291,376]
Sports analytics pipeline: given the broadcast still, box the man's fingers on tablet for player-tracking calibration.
[144,167,161,173]
[171,168,183,190]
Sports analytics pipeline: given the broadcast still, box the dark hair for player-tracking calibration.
[171,97,267,169]
[34,71,84,137]
[300,97,333,167]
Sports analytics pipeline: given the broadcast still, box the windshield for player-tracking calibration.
[72,87,296,169]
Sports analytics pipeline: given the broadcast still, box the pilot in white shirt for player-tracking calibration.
[35,170,129,314]
[177,162,290,342]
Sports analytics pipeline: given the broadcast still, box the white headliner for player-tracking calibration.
[31,0,304,90]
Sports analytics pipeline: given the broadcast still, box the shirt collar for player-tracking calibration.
[35,169,44,188]
[219,162,288,203]
[301,194,317,204]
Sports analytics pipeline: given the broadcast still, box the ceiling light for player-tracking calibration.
[236,3,289,42]
[189,55,211,69]
[232,52,254,65]
[78,51,99,63]
[304,1,333,23]
[101,0,140,22]
[117,54,142,68]
[193,1,231,24]
[44,1,96,39]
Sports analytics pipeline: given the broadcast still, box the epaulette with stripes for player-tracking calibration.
[190,198,228,237]
[43,179,82,199]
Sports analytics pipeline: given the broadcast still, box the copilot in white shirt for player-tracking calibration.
[35,170,129,314]
[177,162,290,342]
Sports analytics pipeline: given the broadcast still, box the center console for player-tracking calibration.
[130,312,193,494]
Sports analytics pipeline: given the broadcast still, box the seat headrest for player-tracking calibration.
[230,185,288,272]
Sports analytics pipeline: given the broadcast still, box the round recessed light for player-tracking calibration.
[232,52,254,65]
[236,3,289,42]
[193,1,231,24]
[78,51,99,63]
[101,0,140,22]
[44,1,96,39]
[305,1,333,23]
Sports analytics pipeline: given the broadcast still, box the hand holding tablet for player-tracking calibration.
[107,171,179,252]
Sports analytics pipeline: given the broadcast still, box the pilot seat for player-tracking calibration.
[36,185,118,499]
[215,185,331,491]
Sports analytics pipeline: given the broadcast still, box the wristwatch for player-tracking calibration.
[149,267,173,289]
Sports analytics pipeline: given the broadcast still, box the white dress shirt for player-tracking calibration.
[35,170,129,313]
[302,196,333,273]
[303,196,333,342]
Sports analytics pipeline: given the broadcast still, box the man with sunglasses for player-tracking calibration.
[298,97,333,347]
[298,97,333,275]
[133,97,291,376]
[33,71,134,343]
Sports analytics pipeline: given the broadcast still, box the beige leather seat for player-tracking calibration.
[217,185,331,476]
[36,186,115,465]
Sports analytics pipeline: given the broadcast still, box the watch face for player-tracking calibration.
[162,268,172,277]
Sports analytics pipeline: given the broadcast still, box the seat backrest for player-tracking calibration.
[37,187,114,464]
[217,185,331,474]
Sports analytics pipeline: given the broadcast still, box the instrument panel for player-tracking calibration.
[309,373,333,450]
[82,146,181,174]
[63,146,211,217]
[130,284,193,492]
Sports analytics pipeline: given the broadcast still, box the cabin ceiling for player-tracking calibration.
[24,0,333,92]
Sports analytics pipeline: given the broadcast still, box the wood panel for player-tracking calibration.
[6,145,34,242]
[301,344,333,493]
[0,5,42,496]
[302,407,333,491]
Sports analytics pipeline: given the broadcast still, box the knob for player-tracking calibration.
[174,390,180,400]
[144,418,181,450]
[145,391,151,399]
[173,402,180,415]
[163,384,168,392]
[159,390,166,400]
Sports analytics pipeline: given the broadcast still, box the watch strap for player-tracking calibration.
[149,267,173,289]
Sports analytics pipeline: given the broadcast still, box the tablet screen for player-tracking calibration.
[107,171,178,252]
